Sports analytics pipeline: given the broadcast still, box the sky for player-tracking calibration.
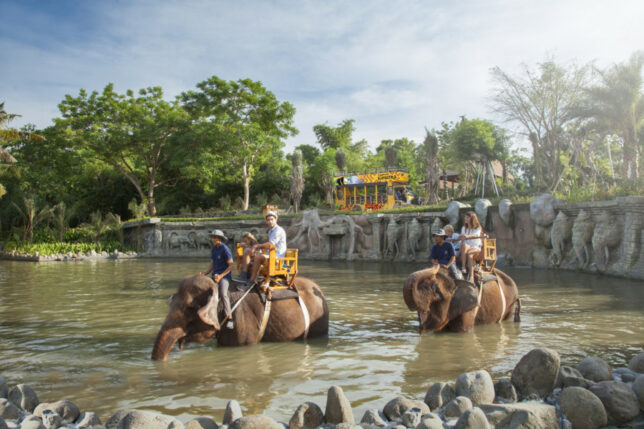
[1,0,643,153]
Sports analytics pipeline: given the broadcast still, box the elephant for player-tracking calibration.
[151,275,329,361]
[403,265,520,334]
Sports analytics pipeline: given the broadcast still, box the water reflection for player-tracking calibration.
[0,259,642,423]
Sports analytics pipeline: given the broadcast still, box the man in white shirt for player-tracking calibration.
[247,211,287,285]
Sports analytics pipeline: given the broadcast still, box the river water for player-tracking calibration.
[0,259,643,423]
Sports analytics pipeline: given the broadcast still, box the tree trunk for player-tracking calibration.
[242,162,250,210]
[147,187,157,217]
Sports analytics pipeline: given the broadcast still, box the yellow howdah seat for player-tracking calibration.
[473,237,497,272]
[236,243,298,287]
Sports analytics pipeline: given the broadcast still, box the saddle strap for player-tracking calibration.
[298,295,310,340]
[256,297,272,342]
[472,282,484,320]
[496,282,507,323]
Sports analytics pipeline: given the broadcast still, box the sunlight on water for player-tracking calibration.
[0,259,642,423]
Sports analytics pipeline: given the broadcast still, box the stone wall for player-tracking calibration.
[124,195,644,280]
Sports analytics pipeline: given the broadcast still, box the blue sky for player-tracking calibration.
[1,0,643,153]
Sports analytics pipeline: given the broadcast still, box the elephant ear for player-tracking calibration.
[197,287,220,330]
[448,280,479,322]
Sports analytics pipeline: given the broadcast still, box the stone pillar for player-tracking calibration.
[620,197,644,275]
[368,215,383,259]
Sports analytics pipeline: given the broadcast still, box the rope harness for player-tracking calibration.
[471,278,506,324]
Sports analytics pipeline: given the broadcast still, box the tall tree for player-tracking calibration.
[313,119,355,150]
[423,129,440,205]
[57,84,188,216]
[290,149,304,212]
[582,51,644,180]
[490,60,589,191]
[181,77,297,210]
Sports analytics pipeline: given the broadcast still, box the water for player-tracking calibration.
[0,259,643,423]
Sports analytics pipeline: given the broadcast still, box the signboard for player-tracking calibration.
[334,171,409,185]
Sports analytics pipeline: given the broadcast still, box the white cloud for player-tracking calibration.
[1,0,642,154]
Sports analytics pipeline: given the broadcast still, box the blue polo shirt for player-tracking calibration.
[430,241,456,265]
[211,243,233,281]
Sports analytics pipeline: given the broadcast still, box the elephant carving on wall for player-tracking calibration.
[189,231,212,250]
[572,210,595,268]
[151,275,329,361]
[591,211,622,269]
[383,218,404,259]
[403,265,521,334]
[549,211,572,266]
[166,232,193,250]
[406,218,423,259]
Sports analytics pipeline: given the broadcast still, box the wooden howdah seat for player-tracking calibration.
[236,243,298,288]
[472,236,497,273]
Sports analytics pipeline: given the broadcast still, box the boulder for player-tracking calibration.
[474,199,492,228]
[629,351,644,373]
[400,407,424,428]
[493,379,517,403]
[555,366,590,389]
[577,356,611,382]
[75,412,103,428]
[324,386,354,424]
[382,396,429,421]
[633,374,644,411]
[0,399,21,420]
[0,377,7,399]
[612,367,639,383]
[223,401,242,426]
[454,407,490,429]
[333,424,360,429]
[589,380,640,425]
[530,193,557,226]
[184,418,218,429]
[18,415,45,429]
[558,386,607,429]
[498,199,513,225]
[415,413,444,429]
[445,201,470,226]
[358,409,387,427]
[480,402,557,429]
[7,384,39,413]
[443,396,473,418]
[0,416,7,429]
[42,410,63,429]
[228,415,282,429]
[424,382,455,410]
[34,400,80,423]
[288,402,324,429]
[106,410,183,429]
[510,348,560,399]
[455,370,495,406]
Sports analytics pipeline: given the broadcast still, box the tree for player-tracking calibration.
[313,119,355,150]
[52,202,75,242]
[582,51,644,180]
[11,196,52,243]
[57,84,189,216]
[181,77,297,210]
[290,149,304,212]
[335,148,347,172]
[423,129,440,204]
[490,60,589,191]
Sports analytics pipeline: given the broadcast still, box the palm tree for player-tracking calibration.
[583,51,644,180]
[11,197,53,243]
[53,202,75,242]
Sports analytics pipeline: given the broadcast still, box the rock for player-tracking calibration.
[229,415,282,429]
[629,351,644,373]
[0,399,21,420]
[400,407,424,428]
[474,199,492,228]
[106,410,182,429]
[8,384,39,413]
[633,374,644,411]
[184,418,218,429]
[493,379,517,403]
[0,377,7,399]
[34,401,80,423]
[612,367,639,383]
[444,396,473,418]
[444,201,470,226]
[358,409,387,427]
[530,193,556,226]
[577,356,612,382]
[454,407,489,429]
[289,402,324,429]
[455,370,495,406]
[333,424,359,429]
[18,415,45,429]
[424,382,455,410]
[324,386,354,424]
[558,386,607,429]
[0,416,7,429]
[510,348,560,399]
[555,366,589,389]
[480,402,558,429]
[42,410,63,429]
[415,413,444,429]
[498,199,513,225]
[75,412,103,428]
[589,380,640,424]
[382,396,429,421]
[223,401,243,425]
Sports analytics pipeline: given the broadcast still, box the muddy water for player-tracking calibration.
[0,259,642,423]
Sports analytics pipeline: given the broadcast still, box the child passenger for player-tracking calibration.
[444,224,460,257]
[236,232,258,281]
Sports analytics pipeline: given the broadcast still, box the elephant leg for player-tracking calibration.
[448,309,476,333]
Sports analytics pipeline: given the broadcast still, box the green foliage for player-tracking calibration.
[4,240,126,256]
[313,119,355,150]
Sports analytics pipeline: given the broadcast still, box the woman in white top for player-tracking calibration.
[460,211,483,282]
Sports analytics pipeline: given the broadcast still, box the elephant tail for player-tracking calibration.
[514,297,521,322]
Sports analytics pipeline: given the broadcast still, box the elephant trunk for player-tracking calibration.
[151,326,185,361]
[403,267,437,313]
